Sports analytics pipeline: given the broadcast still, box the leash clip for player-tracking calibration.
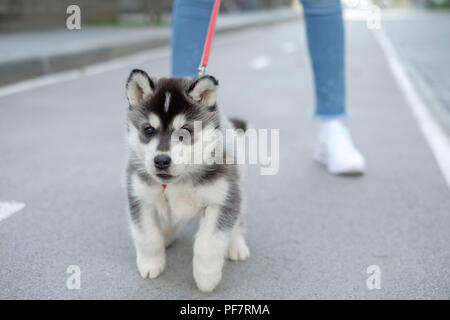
[198,65,206,77]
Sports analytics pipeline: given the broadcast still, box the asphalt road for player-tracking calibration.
[382,9,450,136]
[1,19,449,299]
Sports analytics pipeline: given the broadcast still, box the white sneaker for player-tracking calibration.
[314,120,365,175]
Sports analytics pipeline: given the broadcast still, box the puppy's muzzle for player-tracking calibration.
[154,155,171,170]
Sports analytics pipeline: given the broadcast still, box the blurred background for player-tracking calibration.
[0,0,292,31]
[0,0,449,31]
[1,0,449,132]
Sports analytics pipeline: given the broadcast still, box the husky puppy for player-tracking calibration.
[125,69,249,292]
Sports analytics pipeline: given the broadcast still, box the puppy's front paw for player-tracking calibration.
[137,254,165,279]
[227,238,250,261]
[194,269,222,293]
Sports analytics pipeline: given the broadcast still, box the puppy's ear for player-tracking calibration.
[187,75,218,107]
[126,69,155,107]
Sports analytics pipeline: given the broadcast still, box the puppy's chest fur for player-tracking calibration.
[132,174,228,225]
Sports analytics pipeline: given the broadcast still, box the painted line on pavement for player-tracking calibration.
[0,201,26,222]
[373,27,450,189]
[250,56,271,70]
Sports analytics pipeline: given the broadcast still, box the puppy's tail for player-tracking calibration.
[229,117,247,132]
[227,117,249,179]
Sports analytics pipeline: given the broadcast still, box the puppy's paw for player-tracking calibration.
[194,269,222,293]
[137,254,165,279]
[227,238,250,261]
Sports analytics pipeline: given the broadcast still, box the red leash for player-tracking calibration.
[198,0,221,76]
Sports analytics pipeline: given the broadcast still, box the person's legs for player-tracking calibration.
[301,0,345,118]
[301,0,365,174]
[171,0,214,77]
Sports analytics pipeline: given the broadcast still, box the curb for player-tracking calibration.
[0,8,299,86]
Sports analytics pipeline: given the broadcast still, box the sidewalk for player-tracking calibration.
[0,7,299,86]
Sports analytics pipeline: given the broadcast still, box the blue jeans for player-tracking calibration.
[171,0,346,119]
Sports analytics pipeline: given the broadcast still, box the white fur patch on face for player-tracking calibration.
[172,114,186,130]
[128,123,144,160]
[144,136,160,173]
[148,112,161,129]
[128,121,161,174]
[164,92,171,113]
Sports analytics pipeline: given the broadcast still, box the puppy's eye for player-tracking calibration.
[178,127,192,142]
[143,126,155,136]
[181,127,192,134]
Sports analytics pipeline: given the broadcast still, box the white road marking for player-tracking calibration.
[373,28,450,189]
[0,201,25,222]
[250,56,271,70]
[282,41,297,54]
[0,47,169,98]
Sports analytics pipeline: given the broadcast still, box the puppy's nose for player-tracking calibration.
[154,155,171,170]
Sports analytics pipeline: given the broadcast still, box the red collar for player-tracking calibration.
[161,184,168,202]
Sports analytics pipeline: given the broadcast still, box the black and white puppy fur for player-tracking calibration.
[125,69,249,292]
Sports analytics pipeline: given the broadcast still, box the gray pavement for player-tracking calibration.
[382,9,450,136]
[0,18,450,299]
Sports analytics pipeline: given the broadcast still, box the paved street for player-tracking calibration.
[382,9,450,136]
[0,18,449,299]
